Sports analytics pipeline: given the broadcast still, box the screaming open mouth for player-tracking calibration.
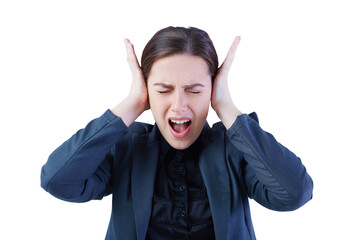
[169,119,192,138]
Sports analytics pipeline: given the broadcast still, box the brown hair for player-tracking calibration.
[141,26,218,82]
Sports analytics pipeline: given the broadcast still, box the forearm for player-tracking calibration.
[41,110,128,201]
[215,103,242,130]
[227,114,313,210]
[111,97,147,127]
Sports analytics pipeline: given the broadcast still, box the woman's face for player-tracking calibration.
[147,54,212,150]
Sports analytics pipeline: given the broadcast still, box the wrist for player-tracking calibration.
[215,103,242,130]
[111,97,146,127]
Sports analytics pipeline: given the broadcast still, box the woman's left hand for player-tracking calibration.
[211,36,242,129]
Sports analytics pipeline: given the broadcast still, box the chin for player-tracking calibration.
[167,138,194,150]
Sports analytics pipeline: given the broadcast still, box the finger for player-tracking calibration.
[222,36,241,70]
[124,38,141,72]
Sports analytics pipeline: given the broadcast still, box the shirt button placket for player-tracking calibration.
[174,150,188,234]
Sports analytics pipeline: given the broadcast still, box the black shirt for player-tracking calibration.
[146,129,216,240]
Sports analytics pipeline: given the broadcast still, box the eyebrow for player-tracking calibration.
[153,83,173,88]
[152,83,205,88]
[184,83,205,89]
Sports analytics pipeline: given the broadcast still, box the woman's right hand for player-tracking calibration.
[111,39,149,127]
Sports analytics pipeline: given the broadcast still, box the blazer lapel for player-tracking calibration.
[199,125,231,240]
[131,126,159,240]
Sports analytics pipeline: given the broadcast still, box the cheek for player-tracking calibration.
[149,94,169,120]
[192,96,211,120]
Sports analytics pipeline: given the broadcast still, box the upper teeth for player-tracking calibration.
[170,119,190,124]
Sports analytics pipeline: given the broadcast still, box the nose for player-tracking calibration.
[171,90,188,113]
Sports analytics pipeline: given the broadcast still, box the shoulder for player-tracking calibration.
[127,121,155,135]
[112,121,157,155]
[210,112,259,131]
[124,121,159,145]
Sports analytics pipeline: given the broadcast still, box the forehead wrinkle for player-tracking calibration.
[148,55,211,87]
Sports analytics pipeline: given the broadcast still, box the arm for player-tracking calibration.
[41,110,128,202]
[41,39,149,202]
[212,37,313,210]
[227,114,313,211]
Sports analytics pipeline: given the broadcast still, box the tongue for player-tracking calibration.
[173,123,188,133]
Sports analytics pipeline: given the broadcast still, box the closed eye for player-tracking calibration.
[158,90,170,94]
[185,83,204,94]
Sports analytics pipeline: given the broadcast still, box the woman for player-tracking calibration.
[41,26,313,240]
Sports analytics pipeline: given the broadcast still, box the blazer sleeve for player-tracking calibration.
[226,113,313,211]
[41,109,128,203]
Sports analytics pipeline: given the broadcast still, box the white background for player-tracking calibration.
[1,0,359,239]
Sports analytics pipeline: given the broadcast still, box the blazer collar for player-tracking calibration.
[199,123,231,240]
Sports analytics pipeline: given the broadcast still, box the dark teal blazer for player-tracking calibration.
[41,110,313,240]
